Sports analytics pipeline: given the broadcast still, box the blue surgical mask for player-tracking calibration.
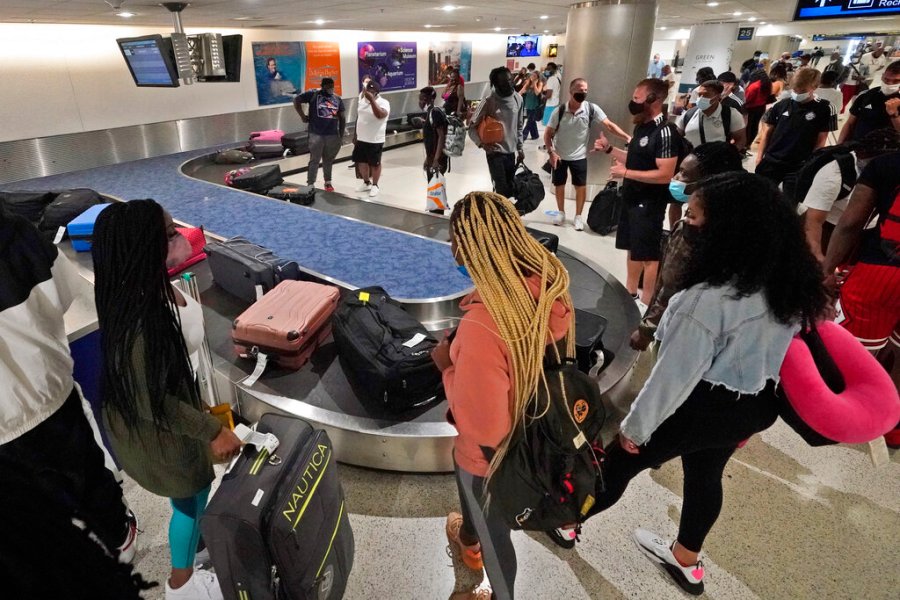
[457,264,471,279]
[791,91,810,102]
[669,179,690,203]
[543,70,551,77]
[695,97,713,111]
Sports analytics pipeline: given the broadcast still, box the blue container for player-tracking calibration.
[67,203,111,252]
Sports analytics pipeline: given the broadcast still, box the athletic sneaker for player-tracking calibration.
[546,526,578,549]
[445,512,485,593]
[117,510,139,564]
[356,181,371,192]
[324,182,335,193]
[194,546,212,570]
[633,528,705,596]
[574,215,584,231]
[553,211,566,226]
[368,184,380,198]
[165,568,224,600]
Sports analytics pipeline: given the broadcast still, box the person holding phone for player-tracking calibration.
[352,80,391,198]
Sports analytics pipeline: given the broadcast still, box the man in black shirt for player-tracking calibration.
[838,60,900,144]
[294,77,346,192]
[418,86,449,214]
[595,78,682,304]
[756,68,836,204]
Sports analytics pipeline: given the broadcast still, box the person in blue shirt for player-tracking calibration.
[647,54,665,79]
[294,77,346,192]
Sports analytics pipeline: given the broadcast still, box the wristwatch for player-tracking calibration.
[605,145,613,154]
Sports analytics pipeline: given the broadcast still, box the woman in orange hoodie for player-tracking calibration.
[431,191,573,600]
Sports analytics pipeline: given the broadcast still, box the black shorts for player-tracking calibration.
[615,196,668,261]
[351,140,383,166]
[551,158,588,187]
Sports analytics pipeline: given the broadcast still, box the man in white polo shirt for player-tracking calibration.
[544,78,631,230]
[676,79,746,150]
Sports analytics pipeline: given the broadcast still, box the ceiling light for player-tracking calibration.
[748,16,756,21]
[660,26,667,30]
[442,4,457,11]
[314,18,325,25]
[424,24,432,28]
[494,26,501,31]
[706,2,719,6]
[540,15,549,20]
[116,11,135,18]
[543,29,549,33]
[733,12,742,16]
[760,21,767,25]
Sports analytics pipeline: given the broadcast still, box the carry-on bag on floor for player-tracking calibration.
[230,164,284,194]
[587,181,622,236]
[39,188,106,239]
[232,280,339,370]
[575,309,610,376]
[268,184,316,205]
[526,227,559,254]
[167,226,207,277]
[0,190,56,225]
[201,413,354,600]
[281,131,307,154]
[66,203,112,252]
[332,287,444,411]
[248,140,287,160]
[205,237,301,304]
[512,164,545,216]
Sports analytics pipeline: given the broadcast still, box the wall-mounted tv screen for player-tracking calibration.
[794,0,900,21]
[507,35,541,58]
[117,34,179,87]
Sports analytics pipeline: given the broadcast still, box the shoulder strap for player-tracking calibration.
[721,105,732,135]
[834,152,858,198]
[682,107,698,128]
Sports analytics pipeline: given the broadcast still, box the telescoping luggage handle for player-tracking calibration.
[225,423,282,475]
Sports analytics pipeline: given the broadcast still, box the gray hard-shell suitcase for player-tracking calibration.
[201,413,354,600]
[205,237,301,304]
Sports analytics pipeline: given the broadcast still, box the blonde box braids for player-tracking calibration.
[450,191,575,484]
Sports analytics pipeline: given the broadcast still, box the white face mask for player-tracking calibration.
[695,97,713,111]
[881,83,900,96]
[791,91,810,102]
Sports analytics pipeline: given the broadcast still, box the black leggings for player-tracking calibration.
[746,106,766,147]
[591,380,779,552]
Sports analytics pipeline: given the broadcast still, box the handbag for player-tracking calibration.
[512,163,545,216]
[426,170,448,212]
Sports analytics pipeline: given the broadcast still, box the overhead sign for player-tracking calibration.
[813,30,900,40]
[737,27,755,40]
[794,0,900,21]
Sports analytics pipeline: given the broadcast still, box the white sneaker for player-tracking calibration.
[633,528,704,596]
[165,569,224,600]
[553,211,566,226]
[356,181,371,192]
[574,215,584,231]
[116,510,139,564]
[368,184,380,197]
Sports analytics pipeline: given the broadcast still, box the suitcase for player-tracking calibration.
[66,203,112,252]
[587,181,622,236]
[248,140,287,159]
[281,131,307,154]
[205,237,301,304]
[39,188,106,238]
[574,309,610,376]
[230,165,284,194]
[526,227,559,254]
[268,184,316,206]
[167,226,207,277]
[249,129,286,143]
[232,280,339,370]
[332,287,444,412]
[0,190,56,225]
[201,413,354,600]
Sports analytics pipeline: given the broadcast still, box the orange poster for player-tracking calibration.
[304,41,342,94]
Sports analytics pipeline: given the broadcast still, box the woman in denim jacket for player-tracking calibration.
[591,173,829,596]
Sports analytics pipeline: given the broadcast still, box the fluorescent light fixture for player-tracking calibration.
[540,15,549,20]
[543,29,549,33]
[748,16,756,21]
[116,11,135,17]
[733,12,742,16]
[314,18,325,25]
[425,24,432,28]
[442,4,457,11]
[660,26,667,30]
[760,21,767,25]
[494,26,501,31]
[706,2,719,6]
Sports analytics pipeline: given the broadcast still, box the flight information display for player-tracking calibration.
[794,0,900,21]
[117,35,179,87]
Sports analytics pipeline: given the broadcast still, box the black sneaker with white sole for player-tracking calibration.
[633,528,704,596]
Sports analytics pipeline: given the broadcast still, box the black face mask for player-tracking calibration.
[573,92,587,103]
[628,93,656,115]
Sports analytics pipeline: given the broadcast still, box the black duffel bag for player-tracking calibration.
[332,287,444,412]
[512,163,544,216]
[587,181,622,236]
[0,190,57,225]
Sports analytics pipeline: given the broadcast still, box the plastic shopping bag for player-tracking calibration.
[426,170,448,212]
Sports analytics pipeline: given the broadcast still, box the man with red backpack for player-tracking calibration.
[824,150,900,448]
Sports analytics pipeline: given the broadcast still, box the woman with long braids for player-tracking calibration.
[93,200,242,600]
[589,173,829,596]
[431,191,574,600]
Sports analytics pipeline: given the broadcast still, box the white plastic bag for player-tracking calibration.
[426,170,448,212]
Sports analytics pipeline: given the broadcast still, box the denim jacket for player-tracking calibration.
[621,283,799,446]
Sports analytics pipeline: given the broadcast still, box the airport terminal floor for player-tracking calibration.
[113,139,900,600]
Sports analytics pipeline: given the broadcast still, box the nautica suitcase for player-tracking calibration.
[232,280,339,370]
[201,413,354,600]
[230,165,284,194]
[281,131,307,155]
[205,237,301,304]
[268,184,316,205]
[66,203,112,252]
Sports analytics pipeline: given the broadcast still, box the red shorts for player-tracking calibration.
[837,262,900,350]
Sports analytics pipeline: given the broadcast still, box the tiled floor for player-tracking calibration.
[127,130,900,600]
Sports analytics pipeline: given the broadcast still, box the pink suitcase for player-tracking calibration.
[248,129,286,143]
[232,280,339,370]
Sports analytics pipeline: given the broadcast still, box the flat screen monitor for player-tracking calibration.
[507,35,541,58]
[117,35,179,87]
[794,0,900,21]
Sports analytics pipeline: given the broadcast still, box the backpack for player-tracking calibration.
[512,163,545,215]
[485,356,606,532]
[879,187,900,262]
[587,181,623,235]
[680,105,733,144]
[435,108,467,158]
[474,94,522,146]
[793,146,857,206]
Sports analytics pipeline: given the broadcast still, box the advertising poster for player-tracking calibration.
[304,41,343,94]
[428,41,473,85]
[358,41,417,92]
[252,41,305,106]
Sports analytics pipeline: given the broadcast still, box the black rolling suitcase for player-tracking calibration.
[268,184,316,205]
[205,237,301,303]
[231,165,284,194]
[201,414,354,600]
[332,287,444,412]
[526,227,559,254]
[587,181,622,236]
[574,309,611,376]
[281,131,307,155]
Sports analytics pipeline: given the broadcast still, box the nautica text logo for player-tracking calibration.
[283,443,331,528]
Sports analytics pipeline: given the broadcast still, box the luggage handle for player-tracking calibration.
[234,423,280,455]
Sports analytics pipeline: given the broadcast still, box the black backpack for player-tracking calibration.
[680,105,733,144]
[485,355,606,531]
[794,146,857,206]
[587,181,622,235]
[512,164,545,216]
[38,188,107,239]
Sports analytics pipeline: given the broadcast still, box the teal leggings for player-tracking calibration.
[169,485,210,569]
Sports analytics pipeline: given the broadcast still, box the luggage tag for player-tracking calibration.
[358,291,370,303]
[240,350,268,387]
[403,333,427,348]
[53,226,66,245]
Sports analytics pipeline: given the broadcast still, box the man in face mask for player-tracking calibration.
[594,78,684,305]
[468,67,525,198]
[544,78,630,230]
[541,62,563,128]
[756,67,837,205]
[838,60,900,144]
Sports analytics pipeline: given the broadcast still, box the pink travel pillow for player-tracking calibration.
[779,321,900,445]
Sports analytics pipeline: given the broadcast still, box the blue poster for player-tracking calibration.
[358,42,417,92]
[252,42,306,106]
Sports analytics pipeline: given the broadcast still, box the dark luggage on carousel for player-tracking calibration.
[0,190,56,225]
[39,188,106,239]
[205,236,301,304]
[230,164,284,194]
[268,184,316,206]
[201,413,354,600]
[526,227,559,254]
[280,131,307,155]
[232,280,340,370]
[574,309,611,376]
[332,287,444,412]
[587,181,622,236]
[248,140,287,159]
